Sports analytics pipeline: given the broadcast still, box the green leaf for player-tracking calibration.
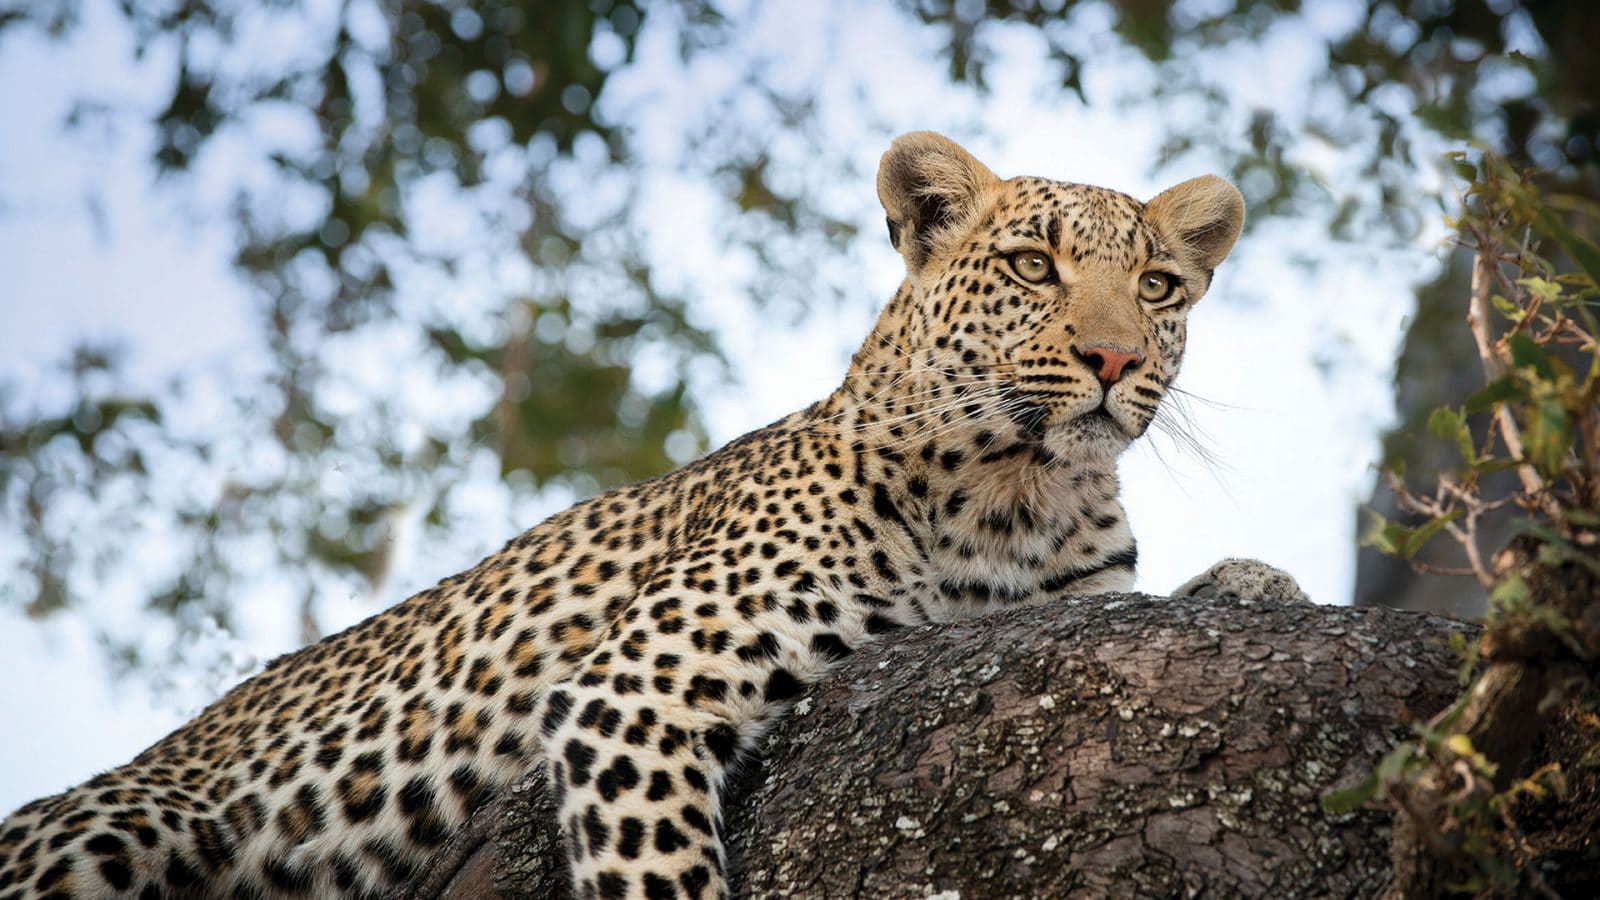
[1564,509,1600,527]
[1517,276,1563,305]
[1464,375,1525,414]
[1427,406,1475,465]
[1432,693,1473,735]
[1490,293,1523,321]
[1532,204,1600,289]
[1489,573,1530,612]
[1523,395,1572,479]
[1321,772,1380,815]
[1358,508,1409,558]
[1359,506,1459,560]
[1321,741,1424,816]
[1405,509,1462,558]
[1447,631,1480,686]
[1518,522,1600,580]
[1508,333,1556,380]
[1375,742,1418,784]
[1468,457,1520,475]
[1445,734,1498,778]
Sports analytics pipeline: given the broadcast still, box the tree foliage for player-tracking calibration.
[1343,152,1600,895]
[1,0,757,675]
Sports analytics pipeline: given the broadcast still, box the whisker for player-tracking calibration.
[841,382,1005,416]
[834,401,1004,439]
[873,395,1037,453]
[873,404,1016,451]
[1166,384,1240,412]
[825,389,1011,438]
[1147,392,1231,482]
[856,335,1023,378]
[902,397,1035,448]
[838,358,1002,410]
[817,374,1005,428]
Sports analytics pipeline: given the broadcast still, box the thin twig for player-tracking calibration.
[1382,471,1496,586]
[1466,228,1545,499]
[1404,560,1485,579]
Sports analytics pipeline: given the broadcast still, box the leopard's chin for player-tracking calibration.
[1043,408,1136,463]
[1077,406,1139,440]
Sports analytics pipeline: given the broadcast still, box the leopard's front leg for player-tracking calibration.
[540,650,730,898]
[538,586,853,899]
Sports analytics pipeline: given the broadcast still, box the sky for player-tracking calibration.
[0,0,1441,814]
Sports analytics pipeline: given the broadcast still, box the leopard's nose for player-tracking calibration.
[1072,345,1144,385]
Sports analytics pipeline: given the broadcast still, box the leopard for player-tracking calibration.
[0,131,1307,900]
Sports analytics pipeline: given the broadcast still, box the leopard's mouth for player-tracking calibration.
[1082,406,1118,426]
[1007,388,1137,445]
[1077,406,1127,435]
[1064,400,1143,444]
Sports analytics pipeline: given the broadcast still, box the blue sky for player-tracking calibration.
[0,0,1442,813]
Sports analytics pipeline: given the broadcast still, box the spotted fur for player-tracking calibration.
[0,132,1301,900]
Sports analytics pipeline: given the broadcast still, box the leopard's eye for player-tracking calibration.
[1010,251,1053,283]
[1138,271,1176,302]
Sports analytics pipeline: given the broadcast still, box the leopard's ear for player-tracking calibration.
[878,132,1000,273]
[1144,175,1245,271]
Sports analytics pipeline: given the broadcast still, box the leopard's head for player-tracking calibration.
[877,131,1244,464]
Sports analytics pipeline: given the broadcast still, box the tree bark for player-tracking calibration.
[394,594,1488,898]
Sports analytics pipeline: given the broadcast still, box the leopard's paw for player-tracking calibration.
[1173,558,1310,604]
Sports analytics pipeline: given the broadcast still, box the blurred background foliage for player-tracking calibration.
[0,0,1596,686]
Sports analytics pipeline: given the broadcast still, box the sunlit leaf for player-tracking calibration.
[1490,293,1523,321]
[1517,277,1562,305]
[1444,734,1497,778]
[1358,508,1407,557]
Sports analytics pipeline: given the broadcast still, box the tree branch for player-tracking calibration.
[1466,229,1545,498]
[396,594,1548,899]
